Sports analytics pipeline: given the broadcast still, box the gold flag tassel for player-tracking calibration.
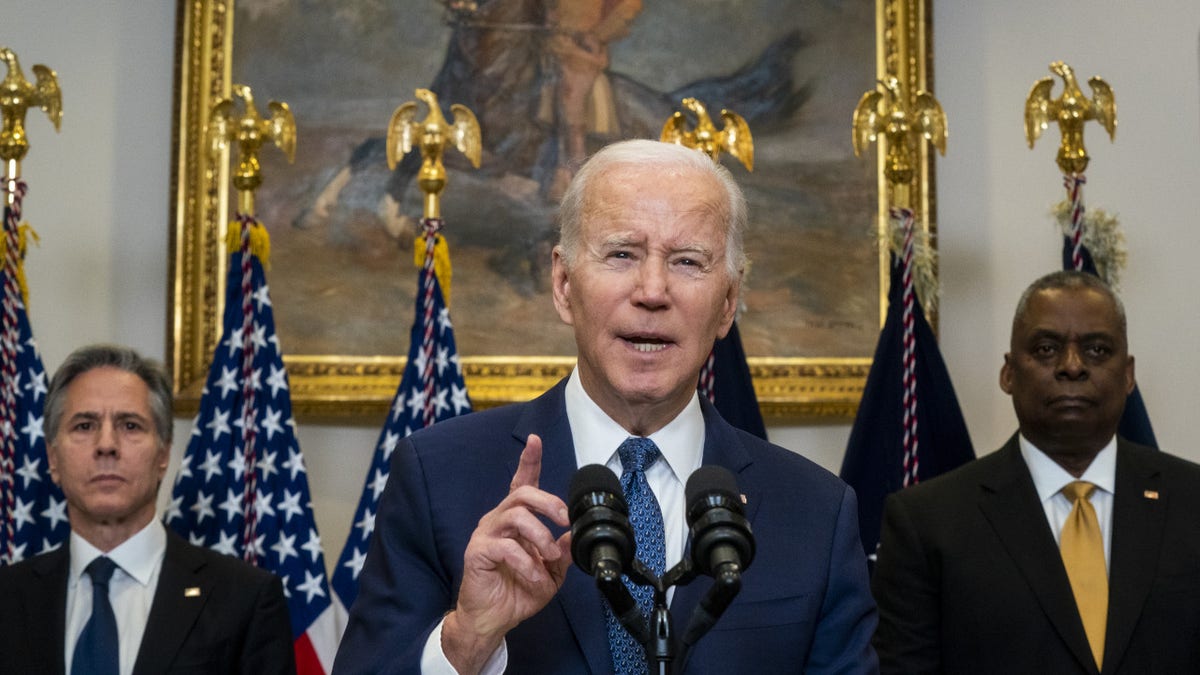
[414,231,453,308]
[1,222,39,309]
[224,216,271,270]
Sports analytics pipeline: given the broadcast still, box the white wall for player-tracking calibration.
[3,0,1198,573]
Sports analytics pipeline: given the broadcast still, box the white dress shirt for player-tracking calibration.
[423,369,707,674]
[1019,434,1116,570]
[65,518,167,675]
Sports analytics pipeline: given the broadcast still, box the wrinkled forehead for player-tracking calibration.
[582,165,729,229]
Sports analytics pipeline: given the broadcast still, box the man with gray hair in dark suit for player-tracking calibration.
[0,343,295,675]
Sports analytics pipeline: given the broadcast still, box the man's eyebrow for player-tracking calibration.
[1027,328,1116,342]
[598,234,641,248]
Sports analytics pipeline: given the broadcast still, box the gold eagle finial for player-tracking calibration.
[209,84,295,216]
[661,97,754,171]
[387,88,482,219]
[1024,61,1116,175]
[0,47,62,165]
[852,77,947,189]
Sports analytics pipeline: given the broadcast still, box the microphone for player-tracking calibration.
[569,464,648,644]
[686,466,755,579]
[568,464,633,579]
[682,466,755,646]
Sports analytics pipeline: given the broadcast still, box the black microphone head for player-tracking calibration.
[569,464,634,577]
[685,465,754,576]
[685,466,743,521]
[569,464,624,517]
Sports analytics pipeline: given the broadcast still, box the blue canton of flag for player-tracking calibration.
[0,274,65,565]
[165,242,339,674]
[331,242,471,615]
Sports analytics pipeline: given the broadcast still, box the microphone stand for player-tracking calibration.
[599,556,743,673]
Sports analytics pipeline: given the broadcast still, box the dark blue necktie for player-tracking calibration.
[72,556,119,675]
[605,437,666,675]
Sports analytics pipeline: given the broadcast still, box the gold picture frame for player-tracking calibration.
[169,0,935,421]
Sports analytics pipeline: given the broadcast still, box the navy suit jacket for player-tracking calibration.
[872,435,1200,674]
[334,379,878,674]
[0,527,295,675]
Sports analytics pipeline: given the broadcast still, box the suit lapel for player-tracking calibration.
[1101,440,1167,673]
[132,531,213,675]
[30,545,70,675]
[977,438,1097,673]
[512,382,613,674]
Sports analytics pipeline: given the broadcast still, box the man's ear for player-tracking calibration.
[1124,355,1136,396]
[47,442,61,486]
[715,273,740,340]
[999,353,1014,395]
[551,246,574,327]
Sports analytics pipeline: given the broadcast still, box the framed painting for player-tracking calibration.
[170,0,936,420]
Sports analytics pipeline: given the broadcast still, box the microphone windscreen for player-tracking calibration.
[569,464,622,509]
[685,466,740,515]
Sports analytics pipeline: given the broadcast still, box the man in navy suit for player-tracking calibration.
[0,344,294,675]
[872,271,1200,673]
[334,139,878,674]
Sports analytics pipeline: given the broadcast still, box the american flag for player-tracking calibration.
[331,219,472,615]
[166,218,339,674]
[0,191,69,566]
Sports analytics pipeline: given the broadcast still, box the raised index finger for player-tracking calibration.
[509,433,544,492]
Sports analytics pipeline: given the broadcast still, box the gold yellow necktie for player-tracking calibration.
[1060,480,1108,670]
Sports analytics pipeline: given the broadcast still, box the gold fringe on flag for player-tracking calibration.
[414,233,453,307]
[877,215,938,315]
[1052,200,1126,289]
[2,223,39,310]
[224,218,271,270]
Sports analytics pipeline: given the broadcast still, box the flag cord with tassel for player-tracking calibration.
[0,176,27,562]
[894,206,920,488]
[236,212,260,562]
[1064,173,1087,271]
[418,218,444,428]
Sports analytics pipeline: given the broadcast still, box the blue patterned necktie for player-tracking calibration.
[72,556,119,675]
[606,437,667,675]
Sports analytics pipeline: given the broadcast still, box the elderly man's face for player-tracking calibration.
[552,163,739,431]
[47,366,168,542]
[1000,286,1134,457]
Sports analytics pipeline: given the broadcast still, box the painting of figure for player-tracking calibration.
[231,0,879,362]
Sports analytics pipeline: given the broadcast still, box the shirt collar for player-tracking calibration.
[1019,433,1118,502]
[69,519,167,589]
[564,368,705,482]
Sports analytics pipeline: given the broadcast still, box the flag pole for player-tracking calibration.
[0,47,61,563]
[851,75,947,488]
[331,90,481,616]
[1024,60,1117,274]
[386,88,480,423]
[208,83,296,563]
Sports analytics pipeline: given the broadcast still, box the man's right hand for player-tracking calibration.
[442,434,573,675]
